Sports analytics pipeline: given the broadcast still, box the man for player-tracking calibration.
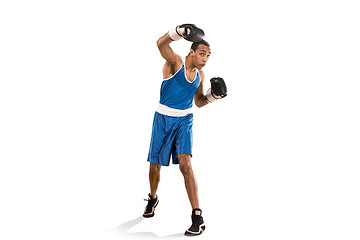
[143,24,227,236]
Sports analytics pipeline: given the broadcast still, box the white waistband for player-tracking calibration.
[156,103,193,117]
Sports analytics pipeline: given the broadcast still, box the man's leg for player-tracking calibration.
[143,163,161,218]
[178,154,205,236]
[149,163,161,198]
[178,154,199,209]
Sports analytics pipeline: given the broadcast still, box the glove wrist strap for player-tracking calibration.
[206,88,219,103]
[168,26,185,41]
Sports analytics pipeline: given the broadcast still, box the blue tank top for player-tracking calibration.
[159,64,200,110]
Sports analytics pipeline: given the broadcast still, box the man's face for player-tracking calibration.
[191,44,211,70]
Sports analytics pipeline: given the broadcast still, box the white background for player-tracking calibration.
[1,0,359,239]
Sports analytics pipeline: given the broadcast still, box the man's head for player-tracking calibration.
[189,40,211,70]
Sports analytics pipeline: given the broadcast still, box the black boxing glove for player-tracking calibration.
[206,77,227,103]
[168,24,205,42]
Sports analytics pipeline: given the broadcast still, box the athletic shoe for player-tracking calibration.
[184,208,206,236]
[143,193,159,218]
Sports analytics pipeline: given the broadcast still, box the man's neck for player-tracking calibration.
[185,55,196,71]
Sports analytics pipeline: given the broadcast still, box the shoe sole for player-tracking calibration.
[184,224,205,236]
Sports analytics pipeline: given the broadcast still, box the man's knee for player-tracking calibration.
[178,154,193,175]
[150,163,161,174]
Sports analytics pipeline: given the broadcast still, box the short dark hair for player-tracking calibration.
[190,39,210,52]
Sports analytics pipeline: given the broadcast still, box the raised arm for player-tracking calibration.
[156,33,182,67]
[157,24,205,68]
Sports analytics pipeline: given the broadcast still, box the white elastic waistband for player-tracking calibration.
[157,103,192,117]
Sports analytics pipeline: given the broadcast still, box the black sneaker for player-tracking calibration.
[143,193,159,218]
[184,208,206,236]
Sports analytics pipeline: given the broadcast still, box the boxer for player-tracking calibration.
[143,24,227,236]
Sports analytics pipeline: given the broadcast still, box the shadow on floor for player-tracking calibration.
[111,216,184,239]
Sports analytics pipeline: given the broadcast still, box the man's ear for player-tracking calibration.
[189,49,195,56]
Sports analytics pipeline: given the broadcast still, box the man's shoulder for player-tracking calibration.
[198,69,205,79]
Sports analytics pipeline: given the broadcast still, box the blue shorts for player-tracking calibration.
[147,112,193,166]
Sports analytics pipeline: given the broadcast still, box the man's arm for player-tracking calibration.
[156,33,182,69]
[156,24,205,69]
[194,71,209,108]
[195,72,228,107]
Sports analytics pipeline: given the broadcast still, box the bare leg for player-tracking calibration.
[149,163,161,198]
[178,154,199,209]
